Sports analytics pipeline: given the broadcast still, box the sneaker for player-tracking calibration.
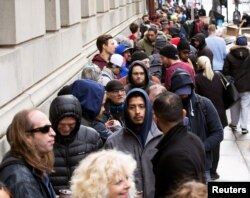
[242,128,249,134]
[210,172,220,180]
[229,124,237,132]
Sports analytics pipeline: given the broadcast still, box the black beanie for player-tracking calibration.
[160,44,178,60]
[131,51,148,63]
[177,39,190,51]
[106,80,124,92]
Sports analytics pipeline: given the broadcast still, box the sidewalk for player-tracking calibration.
[217,114,250,181]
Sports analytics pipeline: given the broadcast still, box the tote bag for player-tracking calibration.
[216,72,240,109]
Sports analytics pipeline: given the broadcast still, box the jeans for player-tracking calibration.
[230,91,250,129]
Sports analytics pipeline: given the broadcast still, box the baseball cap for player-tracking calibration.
[110,54,124,67]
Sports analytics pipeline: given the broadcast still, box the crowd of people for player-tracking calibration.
[0,2,250,198]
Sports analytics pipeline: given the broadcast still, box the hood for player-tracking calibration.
[170,68,194,92]
[92,54,107,69]
[124,88,152,146]
[71,79,105,122]
[191,33,206,50]
[149,54,161,66]
[127,60,150,87]
[49,95,81,141]
[230,45,250,60]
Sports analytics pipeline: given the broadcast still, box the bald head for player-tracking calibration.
[208,24,216,34]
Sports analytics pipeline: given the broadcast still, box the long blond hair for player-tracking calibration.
[197,56,214,81]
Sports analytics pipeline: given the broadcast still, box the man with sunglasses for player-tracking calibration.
[0,109,56,198]
[49,95,103,194]
[101,54,124,86]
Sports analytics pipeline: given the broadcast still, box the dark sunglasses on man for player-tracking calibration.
[26,125,52,134]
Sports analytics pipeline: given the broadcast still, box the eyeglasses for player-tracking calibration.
[26,125,52,134]
[111,89,125,94]
[132,72,145,76]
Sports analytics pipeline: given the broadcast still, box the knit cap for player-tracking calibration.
[177,39,190,51]
[159,44,178,60]
[131,51,148,63]
[236,36,248,46]
[106,80,124,92]
[155,35,167,50]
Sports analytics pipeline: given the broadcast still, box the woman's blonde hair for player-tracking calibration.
[70,149,137,198]
[168,180,208,198]
[197,56,214,81]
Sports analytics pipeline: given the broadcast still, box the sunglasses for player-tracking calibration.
[26,125,52,134]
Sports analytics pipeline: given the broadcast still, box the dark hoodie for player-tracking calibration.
[170,69,223,170]
[92,53,107,70]
[49,95,103,193]
[124,88,153,146]
[49,95,81,143]
[104,88,162,198]
[192,33,213,64]
[71,79,105,122]
[125,60,154,93]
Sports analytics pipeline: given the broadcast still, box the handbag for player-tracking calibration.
[216,72,240,109]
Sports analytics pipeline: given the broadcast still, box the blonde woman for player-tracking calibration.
[168,180,208,198]
[71,149,137,198]
[195,56,227,181]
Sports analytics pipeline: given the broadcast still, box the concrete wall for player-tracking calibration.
[0,0,145,160]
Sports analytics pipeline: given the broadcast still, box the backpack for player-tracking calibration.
[194,20,204,34]
[233,10,241,25]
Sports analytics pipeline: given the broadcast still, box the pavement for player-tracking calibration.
[216,111,250,182]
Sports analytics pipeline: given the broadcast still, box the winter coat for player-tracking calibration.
[0,152,56,198]
[152,123,205,198]
[165,61,195,90]
[125,61,155,94]
[101,67,116,86]
[192,33,213,65]
[49,95,103,194]
[170,70,224,170]
[104,89,163,198]
[138,35,155,56]
[103,99,125,126]
[92,54,107,70]
[223,45,250,92]
[195,72,228,127]
[187,93,223,170]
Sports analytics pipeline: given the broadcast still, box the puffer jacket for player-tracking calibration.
[49,95,103,194]
[223,45,250,92]
[104,89,163,198]
[0,152,56,198]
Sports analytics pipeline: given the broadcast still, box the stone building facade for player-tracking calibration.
[0,0,146,160]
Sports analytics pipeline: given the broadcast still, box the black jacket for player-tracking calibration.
[152,123,205,198]
[192,33,213,65]
[171,70,224,170]
[49,95,103,194]
[0,152,56,198]
[223,45,250,92]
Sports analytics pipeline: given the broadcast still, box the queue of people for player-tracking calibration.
[1,3,250,198]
